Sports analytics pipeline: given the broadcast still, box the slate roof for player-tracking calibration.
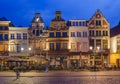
[0,17,9,21]
[110,22,120,37]
[32,13,44,23]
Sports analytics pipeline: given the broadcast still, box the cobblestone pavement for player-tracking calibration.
[0,75,120,84]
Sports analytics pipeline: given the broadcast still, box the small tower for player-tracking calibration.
[50,11,66,29]
[31,13,44,29]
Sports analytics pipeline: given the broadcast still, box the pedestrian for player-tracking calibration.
[45,66,49,72]
[16,69,20,79]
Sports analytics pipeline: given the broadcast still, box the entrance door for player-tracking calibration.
[71,60,78,69]
[116,59,120,68]
[17,44,21,52]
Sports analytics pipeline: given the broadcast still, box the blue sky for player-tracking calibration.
[0,0,119,28]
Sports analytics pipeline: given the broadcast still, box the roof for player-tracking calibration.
[110,22,120,37]
[32,13,44,23]
[0,17,9,21]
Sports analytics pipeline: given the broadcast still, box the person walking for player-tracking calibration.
[45,66,49,72]
[16,69,20,79]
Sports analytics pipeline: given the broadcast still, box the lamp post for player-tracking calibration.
[89,46,100,71]
[28,48,31,56]
[21,48,24,52]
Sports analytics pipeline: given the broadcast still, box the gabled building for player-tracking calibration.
[28,13,48,65]
[68,20,89,68]
[0,17,12,56]
[88,10,110,68]
[47,11,69,68]
[110,22,120,67]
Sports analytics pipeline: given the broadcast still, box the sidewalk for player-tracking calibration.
[0,71,120,77]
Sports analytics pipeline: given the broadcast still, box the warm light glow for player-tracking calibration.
[89,46,93,50]
[113,49,116,53]
[28,48,31,51]
[97,46,100,50]
[21,48,24,51]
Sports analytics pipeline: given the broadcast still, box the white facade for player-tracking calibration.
[9,27,29,56]
[69,20,89,52]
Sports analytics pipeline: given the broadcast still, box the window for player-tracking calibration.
[0,26,2,30]
[56,32,61,37]
[40,30,42,34]
[4,26,8,30]
[76,22,78,26]
[11,34,14,39]
[103,31,105,36]
[0,34,3,41]
[71,43,75,50]
[50,32,54,38]
[83,22,86,26]
[96,20,101,26]
[106,31,108,36]
[62,43,67,49]
[96,39,101,47]
[96,31,98,36]
[56,43,60,50]
[17,33,21,39]
[4,34,8,40]
[90,30,94,36]
[36,30,39,36]
[83,32,87,37]
[99,31,101,36]
[73,22,75,26]
[33,30,35,34]
[79,22,81,26]
[89,39,94,48]
[62,32,67,37]
[89,31,92,36]
[77,32,81,37]
[50,43,54,50]
[71,32,75,37]
[77,42,81,51]
[103,40,108,49]
[23,33,27,39]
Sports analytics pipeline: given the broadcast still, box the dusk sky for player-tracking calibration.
[0,0,119,28]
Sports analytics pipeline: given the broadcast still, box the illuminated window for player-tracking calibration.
[103,40,108,49]
[96,39,101,47]
[71,43,75,50]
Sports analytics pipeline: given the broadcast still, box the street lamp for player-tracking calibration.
[28,48,31,56]
[89,46,100,71]
[21,47,24,52]
[28,48,31,51]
